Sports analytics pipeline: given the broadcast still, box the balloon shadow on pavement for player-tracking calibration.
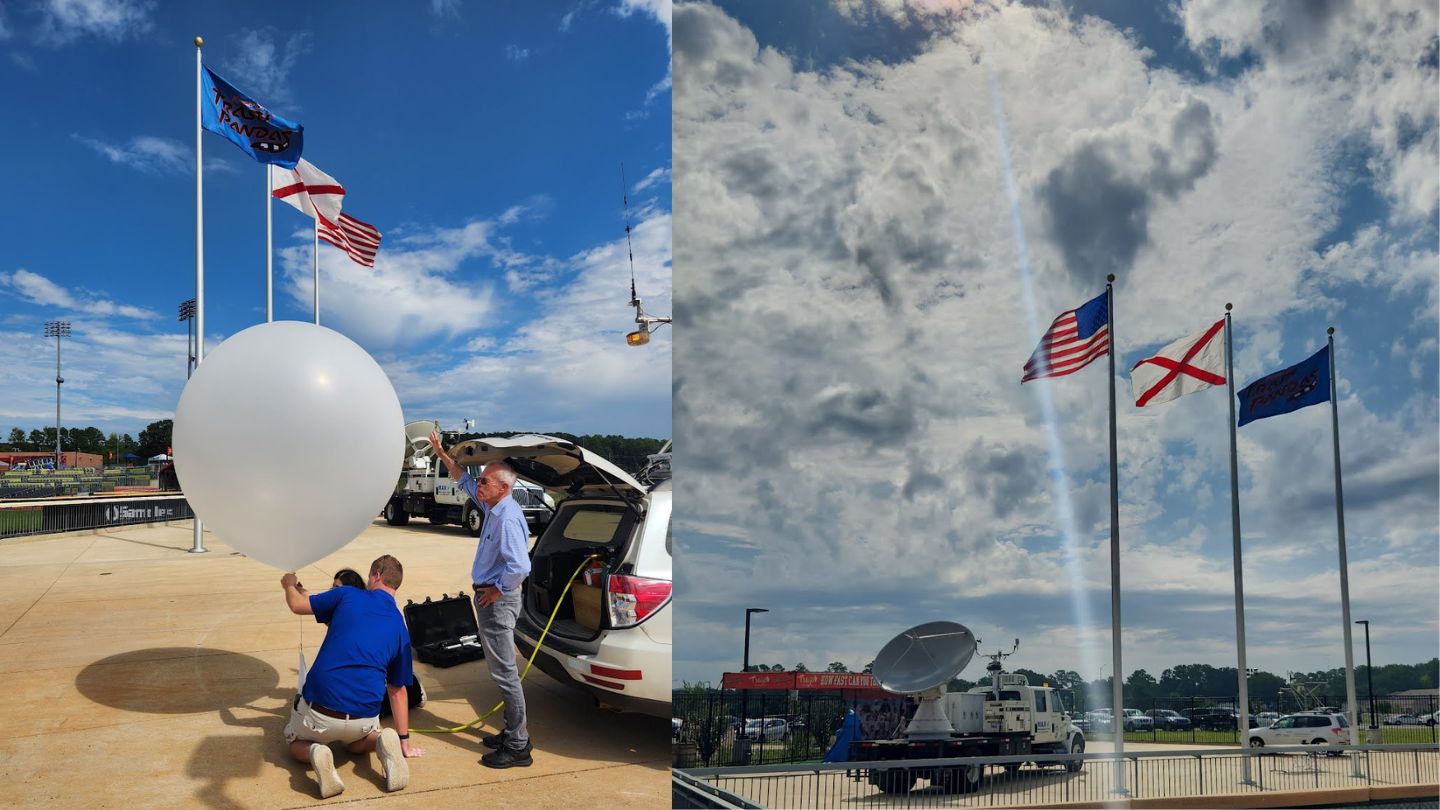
[75,647,279,714]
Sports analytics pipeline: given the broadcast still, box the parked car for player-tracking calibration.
[450,434,672,717]
[1146,709,1192,731]
[1084,710,1114,731]
[744,717,789,742]
[1248,712,1350,751]
[1120,709,1154,732]
[1387,714,1426,726]
[1255,711,1280,727]
[1185,708,1240,730]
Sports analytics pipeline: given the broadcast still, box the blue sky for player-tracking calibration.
[0,0,672,442]
[672,0,1437,688]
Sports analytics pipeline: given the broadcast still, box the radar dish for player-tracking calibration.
[871,621,976,694]
[403,419,440,460]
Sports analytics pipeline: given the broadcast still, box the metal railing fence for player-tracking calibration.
[0,495,192,539]
[683,744,1440,808]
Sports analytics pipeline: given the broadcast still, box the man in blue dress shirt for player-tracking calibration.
[431,431,534,768]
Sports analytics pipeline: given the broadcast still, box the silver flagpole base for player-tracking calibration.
[189,518,208,553]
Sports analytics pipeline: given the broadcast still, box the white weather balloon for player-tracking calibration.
[174,321,404,571]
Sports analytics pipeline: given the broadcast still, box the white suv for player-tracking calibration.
[447,434,671,717]
[1248,712,1351,749]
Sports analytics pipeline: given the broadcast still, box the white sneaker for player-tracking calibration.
[310,743,344,799]
[376,728,409,792]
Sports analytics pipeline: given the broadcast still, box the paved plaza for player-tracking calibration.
[0,518,668,808]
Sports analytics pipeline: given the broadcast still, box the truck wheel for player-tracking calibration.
[384,501,408,526]
[1065,737,1084,773]
[869,768,914,794]
[464,506,483,534]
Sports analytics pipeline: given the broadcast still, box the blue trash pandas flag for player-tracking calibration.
[1236,345,1331,426]
[200,67,303,168]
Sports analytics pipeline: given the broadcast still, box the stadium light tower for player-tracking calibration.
[43,321,71,467]
[179,299,197,378]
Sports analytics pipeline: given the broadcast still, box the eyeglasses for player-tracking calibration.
[477,478,492,487]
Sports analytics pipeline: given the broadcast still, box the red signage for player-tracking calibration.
[795,672,882,690]
[721,671,796,690]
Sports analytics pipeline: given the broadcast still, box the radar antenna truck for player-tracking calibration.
[848,622,1085,795]
[382,420,554,534]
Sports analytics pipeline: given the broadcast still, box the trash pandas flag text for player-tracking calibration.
[1237,345,1331,426]
[201,66,303,168]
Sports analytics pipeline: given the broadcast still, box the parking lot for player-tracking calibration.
[0,518,668,807]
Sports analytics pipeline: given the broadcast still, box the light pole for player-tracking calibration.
[179,299,197,378]
[743,608,768,672]
[43,321,70,468]
[1356,620,1376,729]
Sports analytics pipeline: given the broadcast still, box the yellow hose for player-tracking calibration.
[411,553,599,734]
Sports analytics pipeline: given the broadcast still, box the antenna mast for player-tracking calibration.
[621,163,671,346]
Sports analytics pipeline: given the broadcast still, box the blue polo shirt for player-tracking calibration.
[302,586,413,717]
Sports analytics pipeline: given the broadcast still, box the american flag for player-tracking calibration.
[318,213,382,268]
[1022,291,1110,383]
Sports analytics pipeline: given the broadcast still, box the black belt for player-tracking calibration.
[473,582,498,591]
[295,694,362,721]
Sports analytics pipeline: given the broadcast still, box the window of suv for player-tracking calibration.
[558,505,629,544]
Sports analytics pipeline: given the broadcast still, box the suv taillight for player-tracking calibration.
[605,574,671,628]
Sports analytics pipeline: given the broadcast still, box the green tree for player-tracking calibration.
[7,428,24,449]
[1051,669,1086,692]
[793,662,808,673]
[1126,669,1158,703]
[826,661,849,673]
[136,420,173,459]
[28,429,45,448]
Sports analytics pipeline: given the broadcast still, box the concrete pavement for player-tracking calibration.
[0,518,668,808]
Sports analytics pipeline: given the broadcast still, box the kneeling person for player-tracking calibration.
[281,554,424,798]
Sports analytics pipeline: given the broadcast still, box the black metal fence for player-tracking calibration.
[672,690,1440,767]
[684,745,1440,809]
[0,495,193,540]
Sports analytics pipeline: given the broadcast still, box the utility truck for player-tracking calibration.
[382,420,555,534]
[847,623,1085,795]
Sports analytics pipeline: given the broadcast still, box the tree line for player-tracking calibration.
[3,420,174,462]
[740,658,1440,699]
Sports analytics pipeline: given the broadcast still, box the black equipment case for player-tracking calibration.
[403,593,485,667]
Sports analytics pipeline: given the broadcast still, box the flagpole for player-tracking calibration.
[1225,304,1252,784]
[1328,327,1362,775]
[1106,272,1126,796]
[190,36,207,555]
[266,167,273,322]
[313,218,320,325]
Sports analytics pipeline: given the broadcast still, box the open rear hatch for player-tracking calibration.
[446,435,647,642]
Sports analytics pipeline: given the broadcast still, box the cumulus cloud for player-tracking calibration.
[671,1,1437,684]
[223,28,310,107]
[504,44,531,62]
[34,0,154,44]
[0,269,158,319]
[72,134,191,176]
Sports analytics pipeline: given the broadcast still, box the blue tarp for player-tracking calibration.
[823,709,862,763]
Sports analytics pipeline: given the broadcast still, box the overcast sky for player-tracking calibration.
[0,0,672,442]
[672,0,1438,689]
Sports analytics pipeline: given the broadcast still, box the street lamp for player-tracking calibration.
[743,608,769,672]
[43,321,70,468]
[1356,620,1376,728]
[178,299,197,378]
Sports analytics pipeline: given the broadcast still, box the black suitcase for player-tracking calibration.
[403,593,485,667]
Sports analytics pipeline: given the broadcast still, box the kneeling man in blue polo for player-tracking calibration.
[281,554,425,799]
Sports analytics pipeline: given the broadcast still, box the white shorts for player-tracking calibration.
[283,694,381,745]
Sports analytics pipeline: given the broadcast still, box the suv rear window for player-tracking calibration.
[558,505,628,544]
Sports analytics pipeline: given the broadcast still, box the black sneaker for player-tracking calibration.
[482,730,533,752]
[481,746,533,768]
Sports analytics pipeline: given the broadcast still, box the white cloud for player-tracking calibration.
[35,0,154,44]
[0,269,158,319]
[617,0,672,118]
[431,0,461,18]
[504,43,531,63]
[224,28,310,107]
[670,1,1437,684]
[72,134,191,176]
[832,0,980,28]
[633,165,671,193]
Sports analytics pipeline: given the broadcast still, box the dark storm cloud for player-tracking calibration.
[1039,143,1152,285]
[1041,98,1218,284]
[963,441,1044,519]
[806,385,918,443]
[902,463,946,500]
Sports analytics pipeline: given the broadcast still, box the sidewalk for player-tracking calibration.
[0,519,668,808]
